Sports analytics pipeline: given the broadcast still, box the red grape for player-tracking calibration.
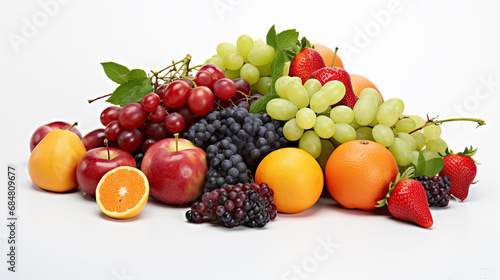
[141,93,161,112]
[233,78,250,95]
[142,138,156,153]
[213,78,236,99]
[199,64,225,81]
[193,70,213,88]
[82,128,105,150]
[104,120,124,141]
[164,112,186,133]
[163,81,191,108]
[171,104,201,131]
[100,106,121,126]
[118,103,148,129]
[187,86,215,116]
[180,78,194,88]
[156,84,168,100]
[149,105,167,122]
[145,121,170,140]
[117,129,143,152]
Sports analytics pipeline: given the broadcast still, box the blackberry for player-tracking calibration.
[414,175,452,207]
[186,183,278,228]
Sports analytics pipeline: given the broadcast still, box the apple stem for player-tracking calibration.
[67,122,78,130]
[174,133,179,152]
[88,93,112,104]
[330,47,339,68]
[104,138,110,160]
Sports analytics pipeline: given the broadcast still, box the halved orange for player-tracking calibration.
[96,166,149,219]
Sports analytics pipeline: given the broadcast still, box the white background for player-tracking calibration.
[1,0,499,279]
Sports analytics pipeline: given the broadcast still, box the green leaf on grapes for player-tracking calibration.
[424,157,444,177]
[276,29,299,50]
[106,77,153,107]
[415,151,426,177]
[101,62,130,84]
[124,69,148,81]
[266,25,277,49]
[250,93,278,114]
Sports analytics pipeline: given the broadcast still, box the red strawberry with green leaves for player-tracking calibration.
[377,168,433,228]
[439,146,478,201]
[289,48,326,84]
[309,67,359,109]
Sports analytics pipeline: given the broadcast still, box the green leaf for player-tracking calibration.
[101,62,130,84]
[300,36,311,49]
[250,93,278,114]
[124,69,147,81]
[106,77,153,106]
[415,151,426,177]
[276,29,299,50]
[424,157,444,177]
[266,25,277,49]
[268,50,286,96]
[282,48,296,62]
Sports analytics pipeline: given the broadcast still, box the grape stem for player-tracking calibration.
[88,93,112,104]
[409,117,486,134]
[150,54,197,92]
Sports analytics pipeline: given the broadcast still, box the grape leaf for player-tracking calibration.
[266,25,277,49]
[106,77,153,107]
[124,69,147,81]
[276,29,299,50]
[249,93,278,114]
[424,157,444,177]
[101,62,130,84]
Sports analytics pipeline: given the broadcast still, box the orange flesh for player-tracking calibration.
[98,169,146,213]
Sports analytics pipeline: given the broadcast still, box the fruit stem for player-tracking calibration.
[88,93,112,104]
[330,47,339,68]
[104,138,110,160]
[67,122,78,130]
[174,133,179,152]
[410,118,486,134]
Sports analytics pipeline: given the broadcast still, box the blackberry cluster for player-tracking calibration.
[415,175,452,207]
[184,107,287,192]
[186,182,277,228]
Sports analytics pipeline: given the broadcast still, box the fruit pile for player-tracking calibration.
[27,25,485,229]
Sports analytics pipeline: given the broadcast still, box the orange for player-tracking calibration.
[255,148,323,214]
[312,43,344,69]
[96,166,149,219]
[349,74,383,101]
[28,129,86,192]
[325,140,398,210]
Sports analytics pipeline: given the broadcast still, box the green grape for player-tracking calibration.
[317,139,335,170]
[205,57,225,71]
[396,132,417,151]
[321,81,346,105]
[332,123,356,143]
[322,106,332,115]
[283,61,291,76]
[310,91,329,113]
[304,79,322,100]
[359,88,382,106]
[348,119,361,130]
[239,63,260,85]
[275,76,293,99]
[217,42,238,58]
[283,118,304,141]
[296,108,316,129]
[426,138,448,156]
[383,98,405,115]
[236,34,254,62]
[257,64,271,76]
[372,124,395,147]
[376,105,399,127]
[389,138,413,166]
[247,44,275,66]
[314,116,336,139]
[423,124,442,141]
[368,118,378,127]
[356,126,374,141]
[395,117,416,133]
[353,96,378,126]
[266,98,298,121]
[421,149,440,160]
[411,132,426,150]
[292,77,302,84]
[223,52,244,71]
[299,130,322,159]
[224,69,240,80]
[254,39,265,45]
[330,105,354,124]
[211,54,221,58]
[409,115,426,129]
[287,82,309,109]
[255,77,272,95]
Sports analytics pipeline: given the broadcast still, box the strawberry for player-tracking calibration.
[439,146,478,201]
[377,168,433,228]
[289,48,326,84]
[310,67,359,109]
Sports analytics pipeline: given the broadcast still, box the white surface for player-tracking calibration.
[1,0,500,279]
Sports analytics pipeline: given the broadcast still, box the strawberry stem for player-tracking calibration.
[409,117,486,134]
[330,47,339,68]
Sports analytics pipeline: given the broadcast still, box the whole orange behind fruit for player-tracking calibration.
[312,43,344,69]
[349,74,382,100]
[325,140,398,210]
[255,148,323,214]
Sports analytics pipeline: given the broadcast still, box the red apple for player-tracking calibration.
[30,121,82,152]
[82,128,106,151]
[76,147,136,197]
[141,138,207,205]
